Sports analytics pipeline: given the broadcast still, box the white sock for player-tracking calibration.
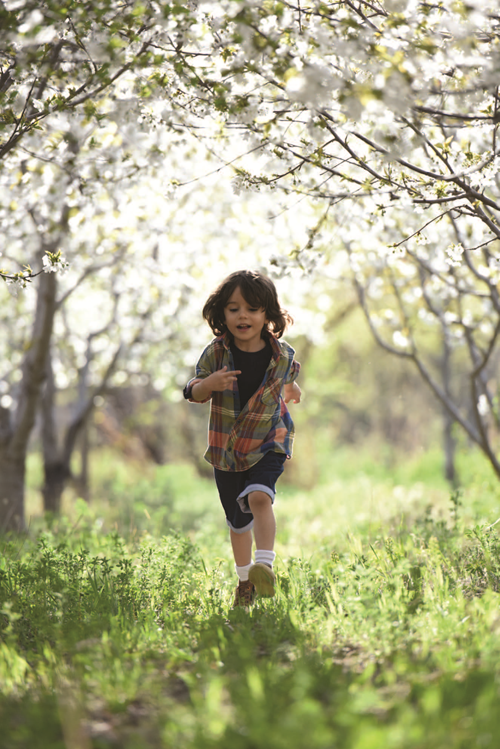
[254,550,276,569]
[235,561,253,582]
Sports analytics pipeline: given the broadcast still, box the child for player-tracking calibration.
[183,270,301,608]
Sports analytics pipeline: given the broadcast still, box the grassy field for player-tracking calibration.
[2,447,500,748]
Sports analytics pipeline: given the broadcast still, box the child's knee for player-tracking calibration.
[247,490,272,512]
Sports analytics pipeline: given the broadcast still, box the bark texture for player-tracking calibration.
[0,270,56,532]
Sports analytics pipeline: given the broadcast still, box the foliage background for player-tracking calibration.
[2,1,500,746]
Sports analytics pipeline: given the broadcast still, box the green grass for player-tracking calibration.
[4,448,500,748]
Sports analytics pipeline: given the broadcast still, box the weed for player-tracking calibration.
[3,462,500,747]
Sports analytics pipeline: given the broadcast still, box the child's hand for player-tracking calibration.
[190,367,240,401]
[284,382,301,404]
[208,366,242,392]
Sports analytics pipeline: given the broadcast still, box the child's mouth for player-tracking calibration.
[237,325,250,330]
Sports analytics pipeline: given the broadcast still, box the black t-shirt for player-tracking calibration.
[231,338,272,413]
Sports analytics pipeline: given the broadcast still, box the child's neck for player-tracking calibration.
[232,335,267,353]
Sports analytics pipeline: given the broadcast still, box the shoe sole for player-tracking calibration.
[248,564,275,598]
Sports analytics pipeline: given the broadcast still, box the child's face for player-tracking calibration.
[224,286,268,351]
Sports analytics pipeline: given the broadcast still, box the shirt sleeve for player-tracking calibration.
[284,358,300,385]
[183,342,217,403]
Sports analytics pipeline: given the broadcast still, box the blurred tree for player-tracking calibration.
[4,0,500,529]
[346,231,500,480]
[0,211,66,531]
[169,0,500,480]
[0,0,204,529]
[0,131,203,526]
[285,288,444,483]
[40,302,123,514]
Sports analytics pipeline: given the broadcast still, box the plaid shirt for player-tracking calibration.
[185,333,300,472]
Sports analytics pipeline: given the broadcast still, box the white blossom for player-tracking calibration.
[445,243,464,267]
[477,394,489,417]
[393,331,410,348]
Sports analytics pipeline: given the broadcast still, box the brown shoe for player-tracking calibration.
[233,579,256,609]
[248,563,276,598]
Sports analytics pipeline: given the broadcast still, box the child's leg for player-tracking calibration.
[247,490,276,597]
[213,468,256,607]
[247,491,276,551]
[214,455,285,602]
[230,527,253,566]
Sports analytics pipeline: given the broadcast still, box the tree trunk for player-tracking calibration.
[40,349,69,514]
[40,339,122,513]
[76,420,91,502]
[0,269,57,532]
[42,460,71,514]
[443,409,457,487]
[441,336,458,487]
[0,452,26,532]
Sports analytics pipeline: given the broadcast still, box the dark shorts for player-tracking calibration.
[214,451,287,534]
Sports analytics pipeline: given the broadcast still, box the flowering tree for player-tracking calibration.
[169,0,500,479]
[7,1,319,529]
[3,0,500,277]
[0,0,203,530]
[179,0,499,235]
[344,226,500,481]
[3,0,500,530]
[0,113,224,527]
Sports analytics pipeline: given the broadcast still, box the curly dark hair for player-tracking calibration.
[202,270,293,339]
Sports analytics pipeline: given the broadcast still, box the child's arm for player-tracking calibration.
[191,366,241,402]
[283,381,301,404]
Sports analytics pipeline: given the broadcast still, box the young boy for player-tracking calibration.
[183,270,301,607]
